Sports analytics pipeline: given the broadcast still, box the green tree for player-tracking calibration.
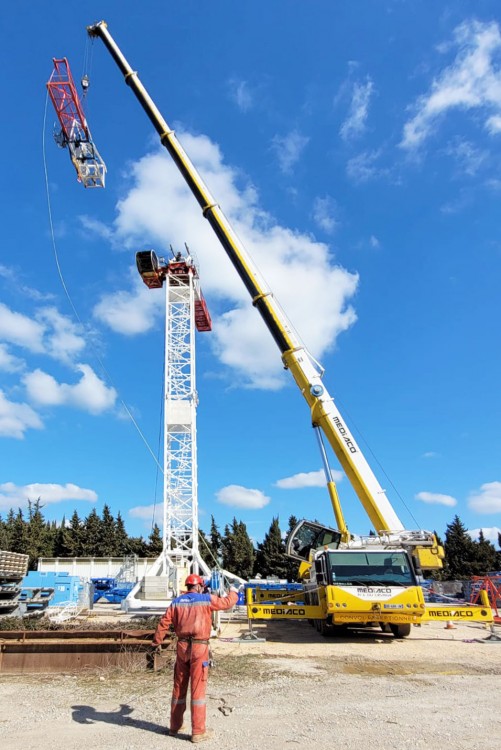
[25,499,51,569]
[115,512,131,556]
[82,508,102,556]
[147,523,163,555]
[67,510,83,556]
[0,514,8,550]
[207,515,223,566]
[53,516,73,558]
[99,504,117,556]
[443,515,478,579]
[474,529,498,575]
[221,518,255,580]
[129,536,148,557]
[3,509,16,551]
[254,517,288,579]
[10,509,28,555]
[198,528,213,568]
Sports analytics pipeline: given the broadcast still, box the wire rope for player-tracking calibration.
[335,396,422,529]
[42,89,164,476]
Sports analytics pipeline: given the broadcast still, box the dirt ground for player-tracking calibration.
[1,617,500,750]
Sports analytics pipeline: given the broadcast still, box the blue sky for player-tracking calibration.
[1,1,500,546]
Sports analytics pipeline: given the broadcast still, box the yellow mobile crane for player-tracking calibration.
[87,22,492,636]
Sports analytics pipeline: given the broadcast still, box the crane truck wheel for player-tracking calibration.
[389,623,411,638]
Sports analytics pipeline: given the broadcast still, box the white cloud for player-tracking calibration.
[312,196,339,234]
[445,138,488,175]
[79,215,116,243]
[486,114,501,133]
[94,278,162,335]
[0,390,43,439]
[129,503,163,526]
[0,266,54,302]
[0,344,24,373]
[468,481,501,514]
[415,491,457,507]
[0,481,97,511]
[346,149,386,183]
[467,526,501,544]
[216,484,270,509]
[369,235,380,249]
[275,468,343,489]
[228,79,254,112]
[401,20,501,149]
[23,364,117,414]
[271,130,310,174]
[37,307,86,363]
[340,78,374,140]
[0,302,86,364]
[422,451,439,459]
[0,302,45,353]
[95,138,359,389]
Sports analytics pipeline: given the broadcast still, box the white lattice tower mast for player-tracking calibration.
[163,267,198,570]
[135,250,212,582]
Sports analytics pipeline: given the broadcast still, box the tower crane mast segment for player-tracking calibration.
[46,57,106,188]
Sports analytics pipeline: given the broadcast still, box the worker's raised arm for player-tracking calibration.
[209,586,239,612]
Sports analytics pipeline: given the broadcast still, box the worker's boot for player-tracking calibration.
[169,724,187,736]
[191,728,214,743]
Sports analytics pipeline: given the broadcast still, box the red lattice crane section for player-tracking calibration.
[47,58,106,188]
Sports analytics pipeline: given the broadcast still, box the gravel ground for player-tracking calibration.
[1,618,500,750]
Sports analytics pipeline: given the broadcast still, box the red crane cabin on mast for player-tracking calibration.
[46,58,106,188]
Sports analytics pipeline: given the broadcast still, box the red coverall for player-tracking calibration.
[152,587,238,737]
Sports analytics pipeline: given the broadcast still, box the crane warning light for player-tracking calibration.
[46,57,106,188]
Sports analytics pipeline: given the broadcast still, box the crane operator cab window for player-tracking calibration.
[286,520,341,562]
[327,551,417,587]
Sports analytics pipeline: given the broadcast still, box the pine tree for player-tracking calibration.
[115,512,130,556]
[207,515,223,566]
[3,509,16,550]
[129,536,148,556]
[99,504,117,556]
[255,517,288,579]
[147,523,163,555]
[443,515,477,579]
[0,514,8,550]
[82,508,102,556]
[54,516,73,557]
[25,499,51,570]
[475,530,498,575]
[222,518,255,579]
[67,510,83,556]
[198,528,213,568]
[10,509,28,555]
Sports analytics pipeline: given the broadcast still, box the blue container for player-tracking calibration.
[22,571,82,606]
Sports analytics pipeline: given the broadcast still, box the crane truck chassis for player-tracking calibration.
[86,21,494,635]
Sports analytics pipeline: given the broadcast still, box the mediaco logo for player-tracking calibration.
[261,608,306,616]
[333,416,357,453]
[428,610,474,618]
[357,587,392,595]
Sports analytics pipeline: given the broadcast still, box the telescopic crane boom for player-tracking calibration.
[87,21,441,564]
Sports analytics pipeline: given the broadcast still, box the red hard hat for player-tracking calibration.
[185,574,204,586]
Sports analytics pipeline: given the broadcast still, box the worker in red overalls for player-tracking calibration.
[152,573,239,743]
